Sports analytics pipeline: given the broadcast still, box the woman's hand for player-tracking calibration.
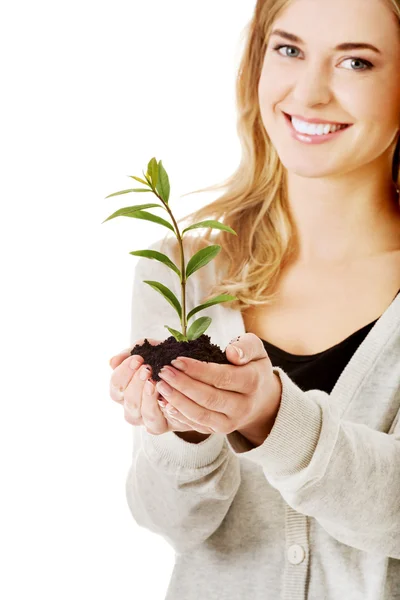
[153,333,283,443]
[108,339,215,435]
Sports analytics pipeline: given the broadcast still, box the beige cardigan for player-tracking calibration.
[125,234,400,600]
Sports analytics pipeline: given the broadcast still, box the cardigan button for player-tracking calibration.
[287,544,305,564]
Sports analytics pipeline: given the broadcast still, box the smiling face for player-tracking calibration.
[258,0,400,181]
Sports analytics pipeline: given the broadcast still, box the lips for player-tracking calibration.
[283,112,350,127]
[282,110,352,144]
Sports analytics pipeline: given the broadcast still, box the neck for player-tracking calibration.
[285,175,400,267]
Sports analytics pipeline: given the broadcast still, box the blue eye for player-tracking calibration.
[271,44,374,72]
[272,44,301,59]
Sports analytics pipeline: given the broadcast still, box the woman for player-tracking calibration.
[109,0,400,598]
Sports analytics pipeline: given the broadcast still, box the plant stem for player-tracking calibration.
[151,189,187,338]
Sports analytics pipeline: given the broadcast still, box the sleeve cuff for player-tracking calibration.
[142,427,226,468]
[225,367,323,478]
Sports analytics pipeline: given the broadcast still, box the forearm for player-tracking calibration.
[237,373,283,448]
[127,428,241,554]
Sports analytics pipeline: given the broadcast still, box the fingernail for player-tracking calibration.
[160,366,177,379]
[171,359,186,371]
[145,380,154,395]
[156,381,173,396]
[231,345,244,359]
[140,366,150,380]
[130,358,141,370]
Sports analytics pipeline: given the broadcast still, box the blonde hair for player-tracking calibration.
[175,0,400,314]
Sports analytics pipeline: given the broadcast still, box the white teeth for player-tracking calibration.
[291,116,347,136]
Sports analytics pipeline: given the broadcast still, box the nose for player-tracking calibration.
[291,59,332,108]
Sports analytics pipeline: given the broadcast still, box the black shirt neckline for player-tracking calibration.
[258,287,400,362]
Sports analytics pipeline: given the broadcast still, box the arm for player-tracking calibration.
[126,235,241,554]
[226,366,400,559]
[126,427,240,554]
[236,372,283,447]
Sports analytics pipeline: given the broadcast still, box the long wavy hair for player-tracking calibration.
[174,0,400,313]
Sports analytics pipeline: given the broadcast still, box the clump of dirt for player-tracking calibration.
[130,334,235,382]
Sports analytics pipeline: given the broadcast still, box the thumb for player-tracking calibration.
[109,348,131,369]
[226,332,268,364]
[227,340,245,363]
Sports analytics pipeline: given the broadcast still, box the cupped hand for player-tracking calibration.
[151,333,282,441]
[108,339,214,435]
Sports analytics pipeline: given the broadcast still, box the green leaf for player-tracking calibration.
[164,326,187,342]
[186,294,238,321]
[102,209,174,232]
[129,175,150,186]
[101,205,166,224]
[186,245,221,279]
[147,157,158,189]
[129,250,181,278]
[182,220,237,236]
[156,160,170,204]
[143,280,182,320]
[187,316,212,341]
[143,170,152,187]
[131,210,175,232]
[105,188,153,199]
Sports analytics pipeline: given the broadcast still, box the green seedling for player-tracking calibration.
[102,157,238,342]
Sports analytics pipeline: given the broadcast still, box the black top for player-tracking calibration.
[258,288,400,394]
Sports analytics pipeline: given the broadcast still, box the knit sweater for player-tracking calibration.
[125,234,400,600]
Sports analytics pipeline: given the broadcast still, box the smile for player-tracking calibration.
[283,112,352,145]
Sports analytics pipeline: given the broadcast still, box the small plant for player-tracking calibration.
[102,157,238,380]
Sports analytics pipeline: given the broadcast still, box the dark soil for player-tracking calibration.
[130,334,236,382]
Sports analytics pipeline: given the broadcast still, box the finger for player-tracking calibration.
[109,350,132,370]
[123,364,154,424]
[166,332,270,393]
[167,355,257,395]
[158,395,214,434]
[225,332,269,365]
[159,402,215,435]
[110,354,145,404]
[158,400,194,432]
[141,378,169,435]
[155,370,229,430]
[157,398,193,428]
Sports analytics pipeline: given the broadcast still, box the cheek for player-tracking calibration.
[341,77,400,127]
[370,91,400,128]
[353,90,400,148]
[258,59,287,97]
[258,73,286,125]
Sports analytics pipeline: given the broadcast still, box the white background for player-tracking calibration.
[1,1,253,598]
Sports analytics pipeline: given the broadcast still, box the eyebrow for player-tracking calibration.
[270,29,382,55]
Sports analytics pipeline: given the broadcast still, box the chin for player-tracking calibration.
[277,155,337,179]
[286,164,335,178]
[272,140,343,176]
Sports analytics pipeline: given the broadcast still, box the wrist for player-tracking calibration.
[238,373,282,447]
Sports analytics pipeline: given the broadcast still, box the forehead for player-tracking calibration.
[272,0,398,47]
